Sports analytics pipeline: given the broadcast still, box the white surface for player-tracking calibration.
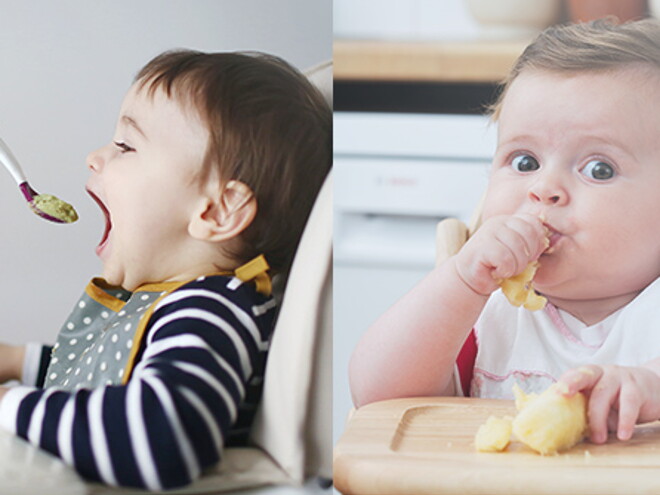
[0,0,331,349]
[651,0,660,17]
[333,112,495,448]
[465,0,561,39]
[0,431,332,495]
[0,429,86,495]
[333,0,479,40]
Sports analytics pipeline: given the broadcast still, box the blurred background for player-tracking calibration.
[0,1,331,347]
[333,0,660,452]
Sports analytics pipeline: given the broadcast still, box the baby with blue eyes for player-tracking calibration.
[350,18,660,447]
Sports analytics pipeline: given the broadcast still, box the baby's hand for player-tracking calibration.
[557,365,660,443]
[453,214,548,297]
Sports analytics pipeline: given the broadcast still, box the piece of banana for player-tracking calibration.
[475,415,513,452]
[512,383,587,455]
[499,227,551,311]
[475,383,588,455]
[499,261,547,310]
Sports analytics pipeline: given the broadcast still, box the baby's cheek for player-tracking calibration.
[481,194,518,221]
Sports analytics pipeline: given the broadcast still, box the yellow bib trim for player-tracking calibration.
[86,279,126,312]
[234,254,271,296]
[121,280,190,385]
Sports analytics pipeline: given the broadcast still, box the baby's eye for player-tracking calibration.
[511,154,540,173]
[113,141,135,153]
[581,160,615,181]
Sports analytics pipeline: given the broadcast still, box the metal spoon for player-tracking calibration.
[0,137,77,223]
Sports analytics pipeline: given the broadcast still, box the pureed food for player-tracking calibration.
[32,193,78,223]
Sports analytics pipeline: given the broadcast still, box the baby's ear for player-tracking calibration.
[188,180,257,242]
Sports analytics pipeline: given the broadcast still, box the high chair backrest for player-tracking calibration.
[248,60,333,482]
[249,171,332,482]
[435,193,484,267]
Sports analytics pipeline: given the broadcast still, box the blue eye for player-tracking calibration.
[511,154,539,172]
[581,160,615,181]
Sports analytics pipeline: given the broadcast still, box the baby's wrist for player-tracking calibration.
[451,257,493,298]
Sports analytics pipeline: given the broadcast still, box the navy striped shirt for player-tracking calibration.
[0,275,276,489]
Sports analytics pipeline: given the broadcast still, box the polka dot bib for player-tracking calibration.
[44,255,271,390]
[44,278,185,390]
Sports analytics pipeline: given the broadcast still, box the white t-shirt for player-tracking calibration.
[470,277,660,399]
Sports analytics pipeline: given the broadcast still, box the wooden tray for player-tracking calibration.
[333,397,660,495]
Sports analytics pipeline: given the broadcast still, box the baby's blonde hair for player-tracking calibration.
[490,18,660,120]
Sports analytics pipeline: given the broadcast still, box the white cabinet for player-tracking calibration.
[333,112,496,446]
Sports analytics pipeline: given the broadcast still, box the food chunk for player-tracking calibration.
[475,383,588,455]
[475,415,513,452]
[512,383,587,455]
[499,261,547,311]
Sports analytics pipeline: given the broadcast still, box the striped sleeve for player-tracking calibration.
[0,277,276,490]
[21,343,52,387]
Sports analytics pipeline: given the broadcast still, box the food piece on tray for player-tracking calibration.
[512,383,587,455]
[475,415,513,452]
[475,383,587,455]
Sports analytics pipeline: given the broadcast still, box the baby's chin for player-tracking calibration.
[101,266,132,291]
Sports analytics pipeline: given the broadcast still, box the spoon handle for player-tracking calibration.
[0,137,27,185]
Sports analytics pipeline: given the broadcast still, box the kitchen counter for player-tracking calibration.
[334,39,529,83]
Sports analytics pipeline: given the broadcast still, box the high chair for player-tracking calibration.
[435,194,483,267]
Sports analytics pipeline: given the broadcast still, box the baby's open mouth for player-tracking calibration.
[543,224,562,253]
[86,189,112,248]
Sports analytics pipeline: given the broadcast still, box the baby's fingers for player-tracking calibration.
[557,365,603,397]
[506,214,548,260]
[490,217,545,279]
[586,374,620,444]
[616,379,642,441]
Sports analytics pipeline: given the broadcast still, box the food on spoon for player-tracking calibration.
[512,383,587,455]
[475,383,588,455]
[475,415,513,452]
[31,193,79,223]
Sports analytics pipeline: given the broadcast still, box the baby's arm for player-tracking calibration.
[557,360,660,443]
[350,214,547,407]
[0,344,25,383]
[0,288,269,490]
[0,343,53,387]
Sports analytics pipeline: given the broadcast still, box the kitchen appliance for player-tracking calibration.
[333,112,496,446]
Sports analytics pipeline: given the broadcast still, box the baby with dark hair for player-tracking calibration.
[0,50,331,490]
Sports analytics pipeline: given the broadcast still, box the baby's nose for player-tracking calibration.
[86,148,105,172]
[528,180,568,206]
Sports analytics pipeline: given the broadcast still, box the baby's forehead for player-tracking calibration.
[502,64,660,112]
[498,66,660,142]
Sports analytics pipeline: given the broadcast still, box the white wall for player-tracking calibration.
[334,0,479,40]
[0,0,331,345]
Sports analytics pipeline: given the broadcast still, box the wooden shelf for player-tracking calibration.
[334,39,529,83]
